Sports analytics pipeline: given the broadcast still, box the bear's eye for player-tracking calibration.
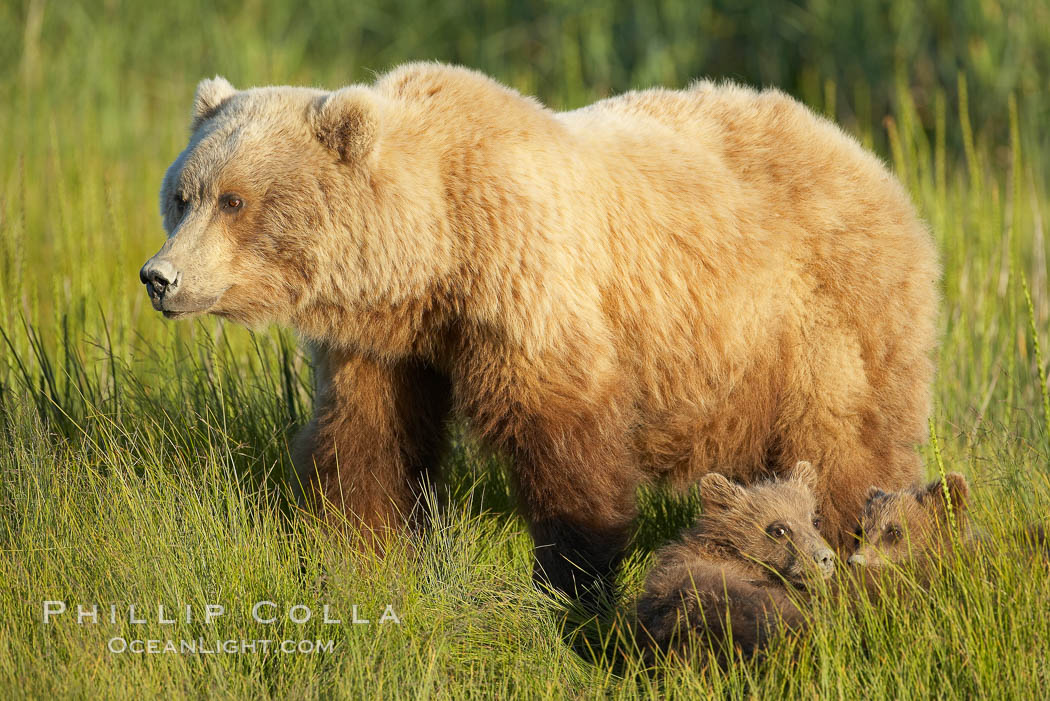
[173,193,188,213]
[883,525,903,543]
[766,524,789,539]
[853,526,864,542]
[812,516,822,530]
[220,193,244,211]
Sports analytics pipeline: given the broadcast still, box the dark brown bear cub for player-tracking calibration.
[848,472,1045,570]
[847,473,971,569]
[636,461,834,663]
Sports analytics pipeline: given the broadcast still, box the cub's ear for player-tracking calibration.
[700,473,747,512]
[864,485,888,505]
[920,472,970,513]
[787,460,818,491]
[943,473,970,512]
[311,87,381,163]
[192,76,236,128]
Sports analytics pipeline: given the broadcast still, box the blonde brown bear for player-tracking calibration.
[140,63,938,601]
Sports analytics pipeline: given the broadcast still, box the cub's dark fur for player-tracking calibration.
[636,461,834,663]
[849,473,1046,573]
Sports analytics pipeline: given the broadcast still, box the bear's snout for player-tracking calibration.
[139,258,180,306]
[813,546,835,577]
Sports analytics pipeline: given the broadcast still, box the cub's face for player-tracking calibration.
[140,77,383,328]
[700,462,835,586]
[847,473,969,568]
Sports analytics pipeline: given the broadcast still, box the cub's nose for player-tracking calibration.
[815,547,835,574]
[139,259,180,298]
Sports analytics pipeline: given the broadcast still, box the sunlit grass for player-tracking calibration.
[1,1,1049,698]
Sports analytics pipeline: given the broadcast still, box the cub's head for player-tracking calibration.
[847,473,970,568]
[140,76,416,329]
[699,461,835,586]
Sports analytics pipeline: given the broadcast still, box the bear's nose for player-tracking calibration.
[139,259,180,298]
[815,547,835,573]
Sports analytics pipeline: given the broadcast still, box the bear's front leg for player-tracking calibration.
[293,346,451,542]
[471,371,642,606]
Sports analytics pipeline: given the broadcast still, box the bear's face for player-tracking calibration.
[699,461,835,586]
[140,77,390,329]
[847,473,969,568]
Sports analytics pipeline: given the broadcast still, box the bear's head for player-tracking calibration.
[699,461,835,586]
[847,473,970,568]
[139,76,444,335]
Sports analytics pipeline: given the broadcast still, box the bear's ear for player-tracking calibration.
[787,460,818,491]
[700,473,746,512]
[192,76,236,128]
[865,485,888,504]
[919,472,970,514]
[311,87,381,163]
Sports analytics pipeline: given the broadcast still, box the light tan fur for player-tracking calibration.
[142,63,939,597]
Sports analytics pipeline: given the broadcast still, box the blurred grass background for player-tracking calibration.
[1,0,1049,698]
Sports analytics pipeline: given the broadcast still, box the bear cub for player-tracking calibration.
[847,473,971,569]
[848,472,1046,570]
[636,461,835,663]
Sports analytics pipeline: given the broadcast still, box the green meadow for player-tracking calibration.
[1,1,1048,698]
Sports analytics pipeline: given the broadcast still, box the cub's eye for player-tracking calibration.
[853,526,864,542]
[884,525,903,543]
[766,524,789,539]
[220,193,243,211]
[173,194,188,212]
[812,517,822,530]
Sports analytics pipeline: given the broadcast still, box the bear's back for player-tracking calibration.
[562,80,902,224]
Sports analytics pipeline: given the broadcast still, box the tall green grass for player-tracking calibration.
[1,1,1049,698]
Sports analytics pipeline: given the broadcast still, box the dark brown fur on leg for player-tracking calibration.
[459,339,643,605]
[293,346,451,544]
[507,404,641,607]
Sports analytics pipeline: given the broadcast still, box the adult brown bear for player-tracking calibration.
[140,63,938,601]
